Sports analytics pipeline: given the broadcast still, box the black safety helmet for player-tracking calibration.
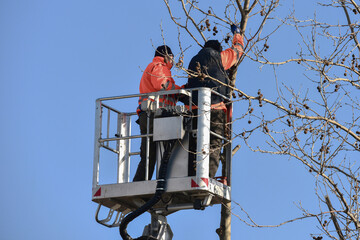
[204,40,223,52]
[154,45,173,57]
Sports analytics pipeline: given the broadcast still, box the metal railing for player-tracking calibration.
[92,88,232,189]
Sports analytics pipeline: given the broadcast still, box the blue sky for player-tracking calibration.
[1,1,327,239]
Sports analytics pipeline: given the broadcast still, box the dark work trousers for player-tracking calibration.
[188,109,226,178]
[133,112,157,181]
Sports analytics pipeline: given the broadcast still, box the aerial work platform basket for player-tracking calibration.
[92,88,233,228]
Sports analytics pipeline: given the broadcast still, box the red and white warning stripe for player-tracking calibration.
[93,187,102,197]
[191,177,209,188]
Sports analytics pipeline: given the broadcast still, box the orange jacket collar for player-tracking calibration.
[153,56,173,69]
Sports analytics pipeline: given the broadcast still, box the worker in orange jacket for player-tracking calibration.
[186,24,244,178]
[133,45,181,181]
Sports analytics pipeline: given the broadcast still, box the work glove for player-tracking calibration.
[231,24,241,34]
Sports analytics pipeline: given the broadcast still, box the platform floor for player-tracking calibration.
[92,177,231,215]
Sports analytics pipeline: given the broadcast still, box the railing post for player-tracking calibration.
[93,99,102,188]
[196,88,211,180]
[117,114,131,183]
[145,111,150,181]
[225,102,233,186]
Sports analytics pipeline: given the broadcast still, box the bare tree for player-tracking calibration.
[162,0,360,239]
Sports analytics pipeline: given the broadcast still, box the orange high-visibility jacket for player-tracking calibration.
[221,33,244,70]
[137,56,181,114]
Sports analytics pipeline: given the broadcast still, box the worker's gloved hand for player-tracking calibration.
[231,24,241,34]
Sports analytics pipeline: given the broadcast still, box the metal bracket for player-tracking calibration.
[142,213,173,240]
[194,194,214,210]
[95,204,130,228]
[202,194,214,207]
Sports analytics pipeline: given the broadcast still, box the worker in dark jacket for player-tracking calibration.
[133,45,181,181]
[186,24,244,178]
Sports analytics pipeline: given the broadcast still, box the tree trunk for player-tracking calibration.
[217,202,231,240]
